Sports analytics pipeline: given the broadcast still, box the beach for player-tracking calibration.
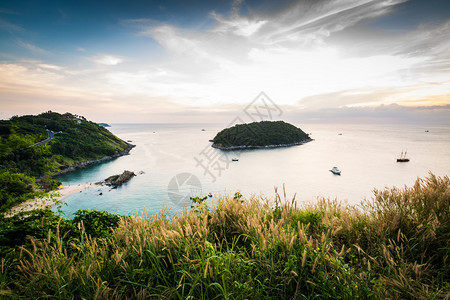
[8,183,97,216]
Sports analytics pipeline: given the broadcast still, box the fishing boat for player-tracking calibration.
[330,167,341,175]
[397,151,410,162]
[231,158,239,161]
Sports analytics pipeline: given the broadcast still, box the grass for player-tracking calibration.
[0,173,448,299]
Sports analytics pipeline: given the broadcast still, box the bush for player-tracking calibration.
[0,171,44,210]
[72,209,121,238]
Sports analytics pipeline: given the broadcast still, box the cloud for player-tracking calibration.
[92,54,124,65]
[16,40,50,55]
[0,18,23,32]
[209,0,407,45]
[37,64,64,71]
[1,0,449,123]
[132,0,448,110]
[211,12,268,37]
[282,103,450,125]
[210,0,268,38]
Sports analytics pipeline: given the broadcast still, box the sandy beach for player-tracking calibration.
[8,183,98,216]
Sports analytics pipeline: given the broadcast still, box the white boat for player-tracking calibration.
[330,167,341,175]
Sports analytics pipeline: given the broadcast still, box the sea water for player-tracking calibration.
[56,122,450,217]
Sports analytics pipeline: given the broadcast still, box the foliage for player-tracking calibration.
[213,120,309,148]
[1,111,128,171]
[0,208,121,257]
[0,208,73,256]
[0,171,45,211]
[0,173,448,299]
[72,210,121,238]
[0,111,128,211]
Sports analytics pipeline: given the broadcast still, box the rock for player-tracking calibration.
[105,170,136,187]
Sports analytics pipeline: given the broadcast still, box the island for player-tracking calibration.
[212,120,312,150]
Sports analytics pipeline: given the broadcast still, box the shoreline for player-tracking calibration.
[8,143,135,216]
[211,138,313,151]
[53,142,135,176]
[7,183,98,216]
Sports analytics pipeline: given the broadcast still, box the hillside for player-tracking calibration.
[0,111,129,210]
[212,120,311,149]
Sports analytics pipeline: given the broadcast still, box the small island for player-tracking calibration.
[212,120,312,150]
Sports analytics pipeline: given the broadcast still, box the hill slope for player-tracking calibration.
[0,111,129,210]
[212,120,311,149]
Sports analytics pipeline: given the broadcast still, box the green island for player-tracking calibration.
[0,113,449,299]
[0,111,131,211]
[212,120,312,150]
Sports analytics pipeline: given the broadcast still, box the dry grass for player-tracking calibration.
[1,173,448,299]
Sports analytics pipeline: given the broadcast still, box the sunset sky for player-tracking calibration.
[0,0,449,123]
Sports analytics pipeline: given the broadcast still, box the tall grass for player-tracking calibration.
[1,173,448,299]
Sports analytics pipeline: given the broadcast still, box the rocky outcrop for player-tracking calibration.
[53,143,135,176]
[212,138,313,150]
[105,170,136,187]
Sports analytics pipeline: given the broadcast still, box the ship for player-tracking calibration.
[397,151,410,162]
[330,167,341,175]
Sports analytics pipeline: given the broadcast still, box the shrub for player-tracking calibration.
[72,209,121,238]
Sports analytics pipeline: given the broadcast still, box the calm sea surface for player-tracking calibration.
[56,123,450,217]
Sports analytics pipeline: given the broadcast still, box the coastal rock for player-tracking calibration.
[105,170,136,187]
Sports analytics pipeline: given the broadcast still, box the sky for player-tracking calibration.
[0,0,449,124]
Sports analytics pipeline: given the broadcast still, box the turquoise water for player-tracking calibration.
[56,123,450,217]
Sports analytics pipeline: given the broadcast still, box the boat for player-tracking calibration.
[208,192,213,197]
[231,158,239,161]
[397,151,410,162]
[330,167,341,175]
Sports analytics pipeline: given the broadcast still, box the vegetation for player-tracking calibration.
[0,173,448,299]
[213,120,310,149]
[0,111,128,210]
[0,172,45,212]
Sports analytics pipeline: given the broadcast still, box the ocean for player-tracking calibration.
[56,122,450,217]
